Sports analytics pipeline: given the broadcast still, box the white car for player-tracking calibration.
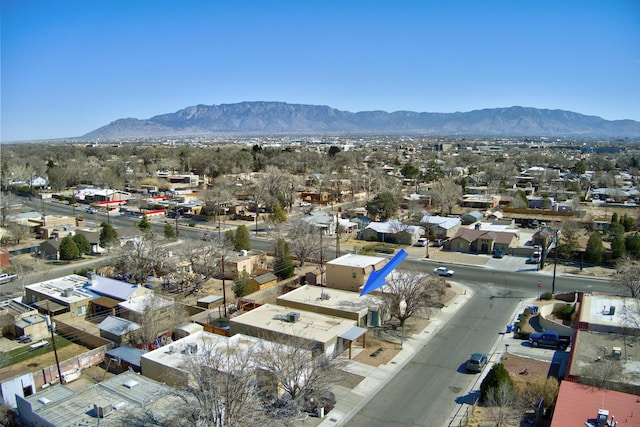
[433,267,454,277]
[299,201,311,207]
[86,207,97,214]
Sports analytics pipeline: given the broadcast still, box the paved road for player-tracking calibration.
[347,282,522,427]
[345,266,613,427]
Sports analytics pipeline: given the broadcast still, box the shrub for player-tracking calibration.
[188,222,196,227]
[480,363,514,403]
[373,244,395,254]
[540,292,553,300]
[555,304,574,321]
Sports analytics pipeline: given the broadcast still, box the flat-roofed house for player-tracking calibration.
[325,254,388,292]
[16,371,179,427]
[141,331,307,393]
[229,304,357,357]
[24,275,94,319]
[277,284,387,328]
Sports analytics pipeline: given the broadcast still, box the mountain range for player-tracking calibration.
[82,102,640,139]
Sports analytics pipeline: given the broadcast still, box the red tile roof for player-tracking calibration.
[551,381,640,427]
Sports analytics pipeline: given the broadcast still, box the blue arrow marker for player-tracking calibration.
[360,249,408,296]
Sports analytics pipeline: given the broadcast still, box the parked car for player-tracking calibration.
[529,330,571,351]
[0,273,17,284]
[530,251,541,264]
[433,267,454,277]
[466,353,488,373]
[299,201,311,207]
[414,238,428,247]
[492,248,504,258]
[433,239,446,247]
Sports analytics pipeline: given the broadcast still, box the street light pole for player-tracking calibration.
[552,229,558,295]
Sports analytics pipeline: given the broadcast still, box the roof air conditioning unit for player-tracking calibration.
[94,403,113,418]
[287,312,300,323]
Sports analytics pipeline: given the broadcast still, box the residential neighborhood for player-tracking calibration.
[1,137,640,426]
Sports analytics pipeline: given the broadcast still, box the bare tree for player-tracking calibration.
[254,337,345,417]
[114,235,166,284]
[171,340,266,427]
[129,295,188,351]
[613,257,640,297]
[2,223,31,245]
[286,220,322,266]
[380,269,445,326]
[430,178,462,215]
[580,359,625,390]
[485,381,518,427]
[178,241,222,289]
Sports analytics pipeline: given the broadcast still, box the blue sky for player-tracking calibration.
[2,0,639,141]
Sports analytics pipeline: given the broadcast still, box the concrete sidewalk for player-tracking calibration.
[317,286,474,427]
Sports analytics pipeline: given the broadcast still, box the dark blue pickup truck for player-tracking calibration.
[529,330,571,350]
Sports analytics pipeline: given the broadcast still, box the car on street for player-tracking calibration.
[86,207,97,214]
[433,267,454,277]
[414,238,428,247]
[299,201,311,207]
[466,353,488,373]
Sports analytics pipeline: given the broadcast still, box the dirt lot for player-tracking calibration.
[0,342,90,381]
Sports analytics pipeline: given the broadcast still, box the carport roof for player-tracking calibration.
[338,326,367,342]
[32,300,66,313]
[91,296,120,309]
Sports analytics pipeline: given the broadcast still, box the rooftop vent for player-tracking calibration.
[38,397,51,405]
[122,379,139,389]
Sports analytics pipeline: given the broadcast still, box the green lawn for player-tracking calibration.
[0,335,74,368]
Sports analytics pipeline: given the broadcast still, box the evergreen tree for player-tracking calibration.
[269,202,287,224]
[232,271,252,298]
[625,232,640,259]
[59,236,80,260]
[274,238,294,280]
[621,213,634,231]
[608,222,625,241]
[72,233,92,255]
[164,223,175,239]
[480,363,514,403]
[611,235,626,261]
[366,191,399,221]
[99,222,119,249]
[234,225,251,251]
[611,212,619,224]
[137,214,152,233]
[585,232,604,265]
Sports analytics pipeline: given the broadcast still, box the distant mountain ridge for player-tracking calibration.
[83,102,640,138]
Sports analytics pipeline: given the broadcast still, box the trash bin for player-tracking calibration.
[506,324,513,333]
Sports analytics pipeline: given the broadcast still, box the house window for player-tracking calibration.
[352,272,357,279]
[77,305,87,315]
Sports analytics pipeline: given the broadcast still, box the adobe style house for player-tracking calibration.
[420,215,461,239]
[325,253,388,292]
[448,228,517,254]
[360,221,423,245]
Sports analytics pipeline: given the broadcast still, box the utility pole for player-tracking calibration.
[221,255,227,318]
[320,228,324,286]
[45,303,63,384]
[552,229,559,294]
